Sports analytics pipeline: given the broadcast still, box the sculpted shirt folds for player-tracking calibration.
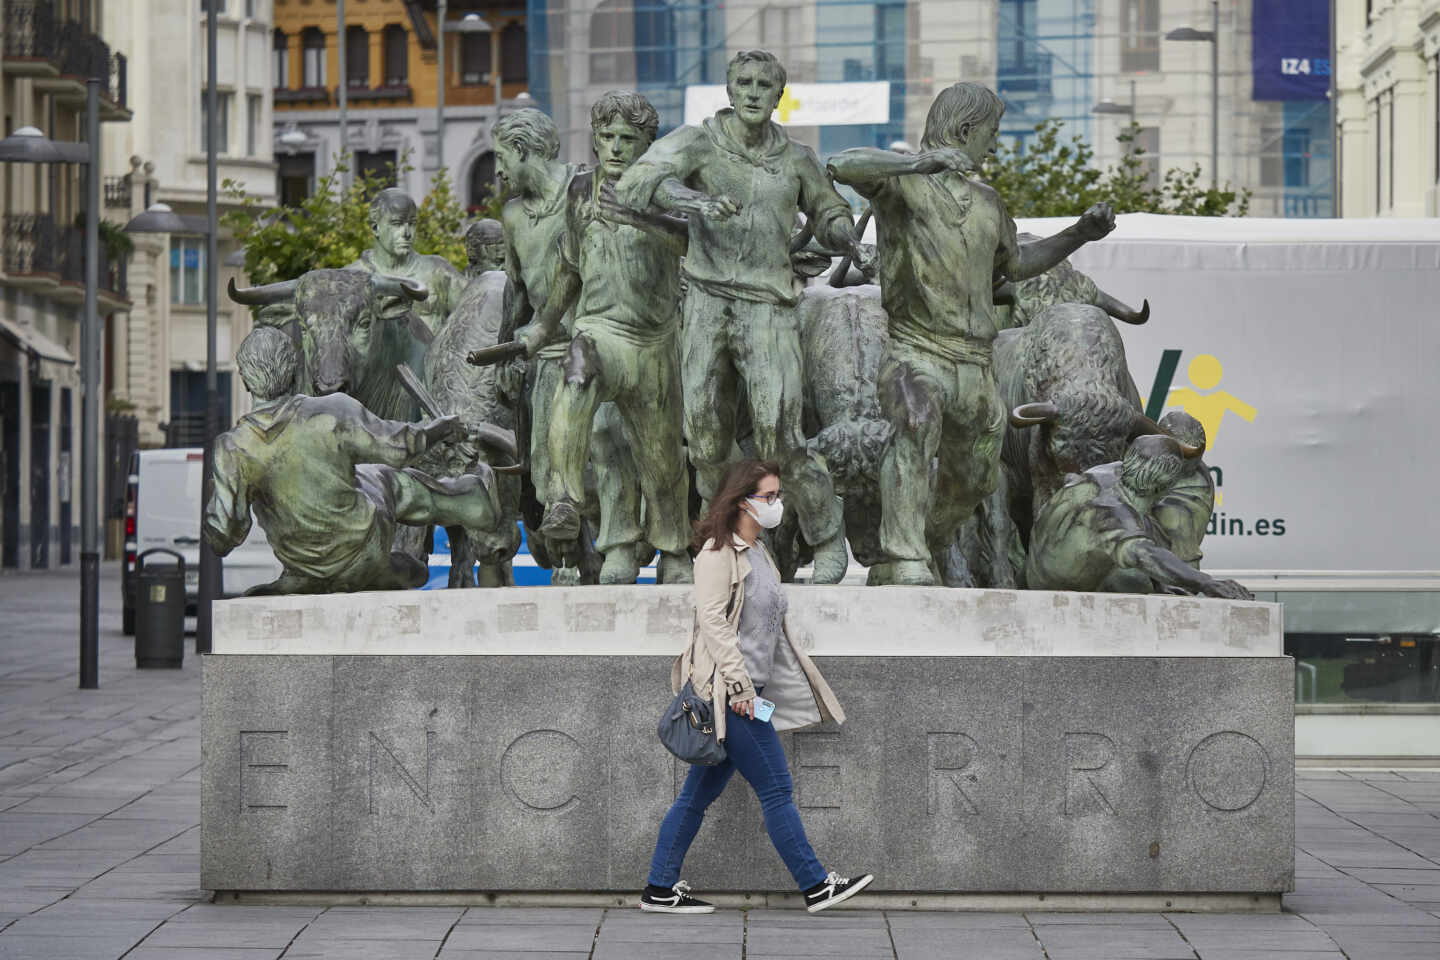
[505,163,582,360]
[561,170,682,344]
[853,170,1020,359]
[348,250,463,339]
[615,110,852,307]
[1024,467,1154,593]
[203,393,430,582]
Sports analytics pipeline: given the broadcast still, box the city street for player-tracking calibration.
[1,566,1438,959]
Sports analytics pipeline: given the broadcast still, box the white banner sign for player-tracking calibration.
[682,82,890,127]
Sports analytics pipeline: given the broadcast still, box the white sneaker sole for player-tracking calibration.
[639,901,716,914]
[806,874,875,913]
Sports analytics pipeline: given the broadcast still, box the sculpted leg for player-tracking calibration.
[734,301,845,582]
[682,290,740,507]
[392,465,502,536]
[616,338,691,583]
[542,335,605,541]
[928,364,1005,561]
[591,402,645,583]
[877,354,944,584]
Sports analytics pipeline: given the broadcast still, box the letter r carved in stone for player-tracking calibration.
[927,732,980,816]
[1064,732,1118,817]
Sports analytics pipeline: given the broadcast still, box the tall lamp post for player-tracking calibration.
[0,105,100,688]
[1166,0,1220,189]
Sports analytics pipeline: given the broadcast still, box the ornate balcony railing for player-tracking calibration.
[2,214,58,276]
[3,214,127,298]
[104,176,131,208]
[2,1,127,107]
[2,0,57,62]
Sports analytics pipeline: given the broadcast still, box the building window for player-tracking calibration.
[247,94,262,156]
[1121,0,1160,73]
[355,150,399,187]
[201,91,230,154]
[278,152,315,206]
[590,0,632,85]
[302,27,326,88]
[501,22,528,83]
[273,30,289,88]
[245,0,256,19]
[460,30,491,85]
[469,150,496,208]
[383,25,408,87]
[346,25,369,89]
[170,237,206,305]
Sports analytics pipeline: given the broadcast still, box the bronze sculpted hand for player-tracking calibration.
[1202,578,1255,601]
[421,414,463,451]
[692,194,741,220]
[1073,202,1117,241]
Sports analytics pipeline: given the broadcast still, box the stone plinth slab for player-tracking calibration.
[202,586,1293,897]
[211,586,1283,657]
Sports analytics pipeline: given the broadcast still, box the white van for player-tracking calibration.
[121,447,282,634]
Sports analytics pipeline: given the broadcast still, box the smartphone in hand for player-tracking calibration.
[752,696,776,723]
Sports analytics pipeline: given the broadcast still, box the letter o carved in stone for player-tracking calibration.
[1187,731,1268,812]
[501,730,583,814]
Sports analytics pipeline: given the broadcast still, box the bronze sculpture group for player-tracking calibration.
[207,52,1250,603]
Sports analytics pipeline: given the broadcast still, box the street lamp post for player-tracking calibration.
[436,0,446,172]
[198,0,220,655]
[1166,1,1220,188]
[0,107,101,687]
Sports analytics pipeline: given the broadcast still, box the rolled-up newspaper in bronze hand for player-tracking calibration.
[465,340,527,367]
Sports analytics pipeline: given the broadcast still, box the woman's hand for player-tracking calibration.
[730,696,755,719]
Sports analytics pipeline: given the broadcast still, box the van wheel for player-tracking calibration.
[122,606,135,636]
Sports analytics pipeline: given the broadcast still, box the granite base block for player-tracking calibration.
[202,655,1294,896]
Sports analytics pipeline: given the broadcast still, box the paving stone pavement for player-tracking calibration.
[1,566,1438,959]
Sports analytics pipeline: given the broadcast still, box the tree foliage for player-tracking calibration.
[983,119,1251,218]
[221,154,473,285]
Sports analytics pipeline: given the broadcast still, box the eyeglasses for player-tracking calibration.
[748,490,783,505]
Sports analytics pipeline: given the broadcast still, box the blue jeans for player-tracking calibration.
[647,711,827,890]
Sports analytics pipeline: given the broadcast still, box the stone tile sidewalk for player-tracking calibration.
[1,566,1438,959]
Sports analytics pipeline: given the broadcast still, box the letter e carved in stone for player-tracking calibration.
[240,730,289,812]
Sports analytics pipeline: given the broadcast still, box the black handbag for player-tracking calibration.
[657,680,728,766]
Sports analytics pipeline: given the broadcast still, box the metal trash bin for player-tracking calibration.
[134,548,185,669]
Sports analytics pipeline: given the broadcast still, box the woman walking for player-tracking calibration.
[641,459,873,915]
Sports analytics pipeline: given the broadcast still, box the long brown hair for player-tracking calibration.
[691,459,780,552]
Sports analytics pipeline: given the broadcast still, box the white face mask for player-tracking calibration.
[745,496,784,529]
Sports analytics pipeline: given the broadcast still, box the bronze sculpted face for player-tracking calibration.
[592,116,650,181]
[373,207,416,261]
[962,113,1002,167]
[727,60,784,128]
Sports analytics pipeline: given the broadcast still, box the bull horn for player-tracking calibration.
[227,276,299,306]
[1095,289,1150,325]
[371,274,430,302]
[1177,440,1204,459]
[473,423,518,462]
[1010,401,1060,428]
[993,281,1017,306]
[1128,412,1165,440]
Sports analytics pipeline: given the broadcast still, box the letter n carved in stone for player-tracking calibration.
[368,731,436,814]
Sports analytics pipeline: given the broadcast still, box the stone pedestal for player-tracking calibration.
[201,587,1293,907]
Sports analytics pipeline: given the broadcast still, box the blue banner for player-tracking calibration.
[1252,0,1330,101]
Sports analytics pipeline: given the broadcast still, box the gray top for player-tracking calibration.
[736,545,787,690]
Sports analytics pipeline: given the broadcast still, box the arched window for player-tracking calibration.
[459,30,490,86]
[346,25,369,89]
[301,27,326,88]
[500,22,527,83]
[469,151,497,208]
[383,25,408,87]
[272,29,289,89]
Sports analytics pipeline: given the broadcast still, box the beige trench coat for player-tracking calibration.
[671,534,846,741]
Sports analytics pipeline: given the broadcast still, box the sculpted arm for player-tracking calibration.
[518,249,581,357]
[1004,203,1116,281]
[798,150,857,253]
[202,439,251,557]
[615,127,739,221]
[828,146,973,196]
[1115,536,1253,600]
[337,396,460,468]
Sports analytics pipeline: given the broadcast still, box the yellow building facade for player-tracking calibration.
[271,0,528,209]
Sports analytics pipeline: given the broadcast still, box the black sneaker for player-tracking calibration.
[639,880,716,914]
[803,871,874,913]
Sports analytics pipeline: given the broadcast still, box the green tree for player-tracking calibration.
[984,119,1250,218]
[221,154,473,285]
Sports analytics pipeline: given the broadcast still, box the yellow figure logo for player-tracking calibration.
[776,87,802,123]
[1165,354,1256,454]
